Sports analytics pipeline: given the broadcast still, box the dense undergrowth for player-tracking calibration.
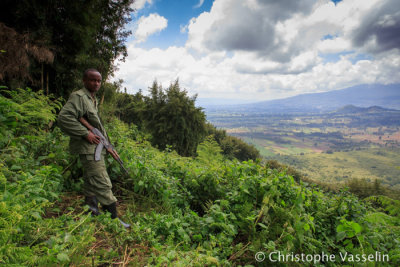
[1,88,400,266]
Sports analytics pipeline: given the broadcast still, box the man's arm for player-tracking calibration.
[58,94,89,138]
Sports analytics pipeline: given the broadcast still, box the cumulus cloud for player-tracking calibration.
[134,13,168,43]
[186,0,400,62]
[186,0,316,61]
[116,0,400,102]
[317,37,351,54]
[351,0,400,54]
[131,0,153,11]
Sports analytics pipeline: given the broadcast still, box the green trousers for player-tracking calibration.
[79,154,117,206]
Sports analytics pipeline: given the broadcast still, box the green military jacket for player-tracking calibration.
[58,88,107,154]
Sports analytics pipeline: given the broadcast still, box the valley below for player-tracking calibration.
[206,105,400,190]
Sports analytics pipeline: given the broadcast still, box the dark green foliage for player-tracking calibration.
[145,80,207,157]
[115,89,147,128]
[109,80,259,161]
[205,123,260,161]
[222,134,261,161]
[366,196,400,217]
[346,178,383,199]
[265,159,303,182]
[115,80,207,157]
[0,0,133,97]
[342,178,400,200]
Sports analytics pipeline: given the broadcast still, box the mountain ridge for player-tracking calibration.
[203,84,400,113]
[334,104,399,114]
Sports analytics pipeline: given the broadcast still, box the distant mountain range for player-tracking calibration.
[203,84,400,114]
[333,105,398,114]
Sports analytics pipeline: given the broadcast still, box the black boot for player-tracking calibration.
[103,202,131,229]
[84,196,100,216]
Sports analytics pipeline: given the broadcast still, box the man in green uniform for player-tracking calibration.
[58,69,130,228]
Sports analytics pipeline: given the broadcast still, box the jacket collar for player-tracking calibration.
[82,87,94,98]
[82,87,98,107]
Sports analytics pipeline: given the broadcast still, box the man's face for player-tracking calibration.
[83,71,102,93]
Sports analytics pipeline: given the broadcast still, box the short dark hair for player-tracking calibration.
[83,68,100,79]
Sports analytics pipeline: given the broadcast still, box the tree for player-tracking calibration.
[0,0,133,98]
[115,89,147,128]
[205,122,261,161]
[0,23,55,92]
[144,80,207,157]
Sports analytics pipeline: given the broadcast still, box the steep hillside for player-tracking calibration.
[1,89,400,266]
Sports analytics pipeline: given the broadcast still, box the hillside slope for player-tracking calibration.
[1,90,400,266]
[334,104,398,114]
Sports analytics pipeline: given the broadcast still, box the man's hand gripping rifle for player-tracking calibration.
[79,117,129,176]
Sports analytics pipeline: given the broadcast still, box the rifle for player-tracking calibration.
[79,117,129,175]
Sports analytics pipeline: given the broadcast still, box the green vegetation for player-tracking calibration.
[205,123,261,161]
[1,3,399,265]
[1,88,399,266]
[135,80,206,157]
[114,80,260,160]
[0,0,133,98]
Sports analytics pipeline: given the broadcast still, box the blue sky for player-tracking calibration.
[131,0,213,49]
[115,0,400,102]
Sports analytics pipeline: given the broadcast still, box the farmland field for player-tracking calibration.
[206,106,400,189]
[275,148,400,190]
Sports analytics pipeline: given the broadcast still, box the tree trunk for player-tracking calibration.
[41,63,44,91]
[46,68,49,95]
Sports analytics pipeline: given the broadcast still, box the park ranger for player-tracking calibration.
[58,68,130,228]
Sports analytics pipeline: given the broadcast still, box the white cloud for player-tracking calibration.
[179,24,188,34]
[317,37,351,54]
[134,13,168,43]
[186,0,317,61]
[194,0,204,9]
[116,0,400,102]
[131,0,153,11]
